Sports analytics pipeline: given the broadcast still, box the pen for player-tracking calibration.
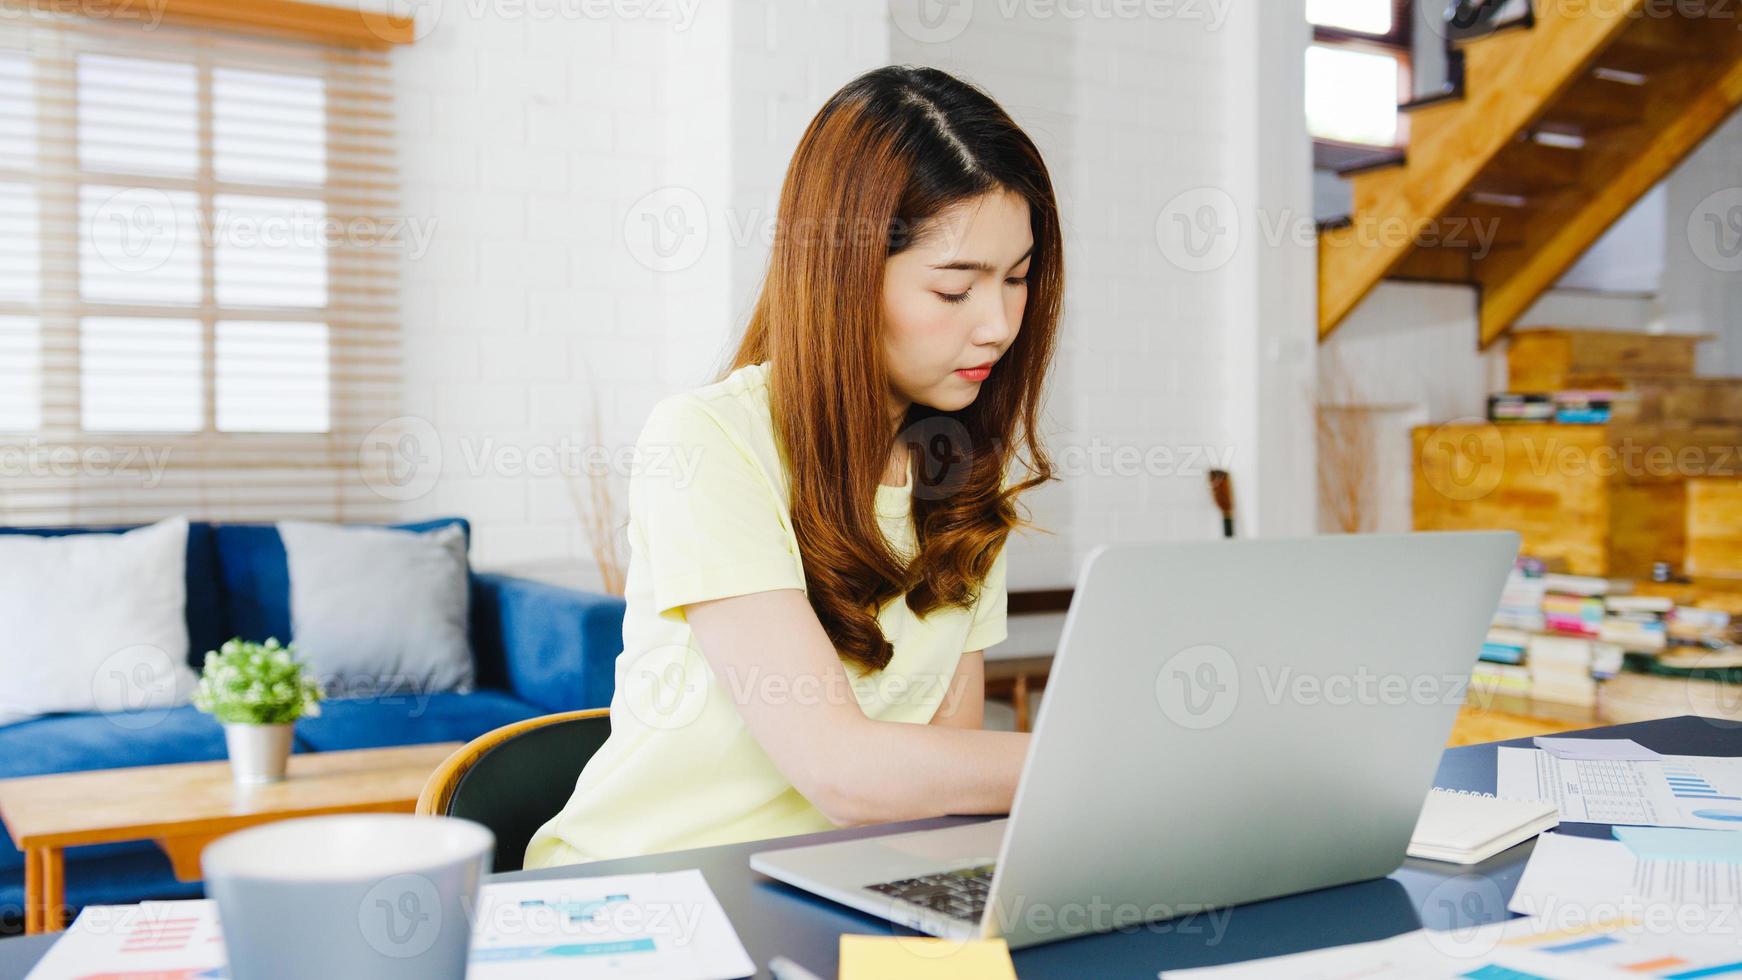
[768,954,827,980]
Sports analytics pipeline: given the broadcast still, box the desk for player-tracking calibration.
[2,716,1737,978]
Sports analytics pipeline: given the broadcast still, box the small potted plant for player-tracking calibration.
[193,638,324,785]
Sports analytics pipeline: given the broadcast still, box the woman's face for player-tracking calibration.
[882,189,1033,421]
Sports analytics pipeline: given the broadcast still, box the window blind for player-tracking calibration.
[0,3,402,526]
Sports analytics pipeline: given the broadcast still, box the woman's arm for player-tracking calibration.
[930,651,985,730]
[684,589,1028,827]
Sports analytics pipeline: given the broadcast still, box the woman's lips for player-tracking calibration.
[954,365,992,382]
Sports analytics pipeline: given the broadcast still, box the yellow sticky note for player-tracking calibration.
[837,934,1017,980]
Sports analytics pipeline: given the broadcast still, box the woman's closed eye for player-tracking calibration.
[936,276,1029,305]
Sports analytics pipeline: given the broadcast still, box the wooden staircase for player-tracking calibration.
[1318,0,1742,347]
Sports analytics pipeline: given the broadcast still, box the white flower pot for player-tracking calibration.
[223,722,295,785]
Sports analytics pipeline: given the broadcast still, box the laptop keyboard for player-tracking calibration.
[865,864,995,923]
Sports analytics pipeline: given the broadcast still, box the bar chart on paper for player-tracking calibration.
[1496,748,1742,830]
[1662,760,1742,823]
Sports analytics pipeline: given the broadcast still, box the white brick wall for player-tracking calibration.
[357,0,1316,591]
[891,0,1317,584]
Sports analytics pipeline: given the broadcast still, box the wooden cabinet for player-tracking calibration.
[1413,329,1742,578]
[1507,328,1706,390]
[1687,478,1742,579]
[1412,421,1742,577]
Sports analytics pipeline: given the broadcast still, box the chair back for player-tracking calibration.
[416,708,611,873]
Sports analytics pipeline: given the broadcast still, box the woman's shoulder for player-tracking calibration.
[637,363,787,499]
[642,361,773,444]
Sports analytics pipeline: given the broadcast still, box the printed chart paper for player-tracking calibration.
[25,899,226,979]
[1497,747,1742,830]
[1509,832,1742,914]
[470,869,754,979]
[26,870,753,980]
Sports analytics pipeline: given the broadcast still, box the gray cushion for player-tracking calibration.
[278,521,473,697]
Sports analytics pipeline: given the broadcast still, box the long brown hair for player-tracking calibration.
[724,66,1062,673]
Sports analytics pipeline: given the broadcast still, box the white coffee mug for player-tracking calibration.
[202,814,493,980]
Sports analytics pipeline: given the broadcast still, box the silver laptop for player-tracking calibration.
[750,531,1519,949]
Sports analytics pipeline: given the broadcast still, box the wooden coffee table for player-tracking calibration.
[0,741,461,934]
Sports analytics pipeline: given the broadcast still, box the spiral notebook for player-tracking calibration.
[1406,787,1559,865]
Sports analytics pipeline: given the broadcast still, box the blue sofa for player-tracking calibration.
[0,517,626,931]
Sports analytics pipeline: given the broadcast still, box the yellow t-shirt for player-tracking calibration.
[523,360,1009,869]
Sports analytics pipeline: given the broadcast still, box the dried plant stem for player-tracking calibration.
[569,385,628,596]
[1317,349,1377,535]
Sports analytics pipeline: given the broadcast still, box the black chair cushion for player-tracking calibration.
[446,714,612,873]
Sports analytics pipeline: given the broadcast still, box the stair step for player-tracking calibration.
[1313,140,1407,176]
[1334,147,1407,177]
[1595,38,1689,77]
[1424,210,1528,251]
[1387,247,1477,284]
[1597,7,1725,77]
[1465,138,1584,199]
[1532,77,1649,139]
[1399,86,1462,113]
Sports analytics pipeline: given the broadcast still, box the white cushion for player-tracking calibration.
[278,521,474,698]
[0,517,194,727]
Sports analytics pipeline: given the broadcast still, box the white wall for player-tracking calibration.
[1663,111,1742,376]
[368,2,1315,592]
[891,0,1317,586]
[376,1,891,587]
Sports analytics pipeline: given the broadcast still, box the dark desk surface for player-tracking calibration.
[4,714,1739,979]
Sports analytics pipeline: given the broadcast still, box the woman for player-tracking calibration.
[524,65,1062,869]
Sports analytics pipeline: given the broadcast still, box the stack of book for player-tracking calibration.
[1483,391,1623,425]
[1493,566,1548,631]
[1552,390,1617,424]
[1658,606,1741,668]
[1469,660,1532,710]
[1526,633,1601,707]
[1488,393,1555,423]
[1667,606,1732,648]
[1540,572,1622,636]
[1480,627,1530,665]
[1599,595,1672,653]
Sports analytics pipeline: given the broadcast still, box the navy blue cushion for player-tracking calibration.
[211,517,470,648]
[0,522,225,668]
[289,691,546,753]
[0,707,278,876]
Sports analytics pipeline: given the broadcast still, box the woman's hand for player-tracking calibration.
[684,589,1029,826]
